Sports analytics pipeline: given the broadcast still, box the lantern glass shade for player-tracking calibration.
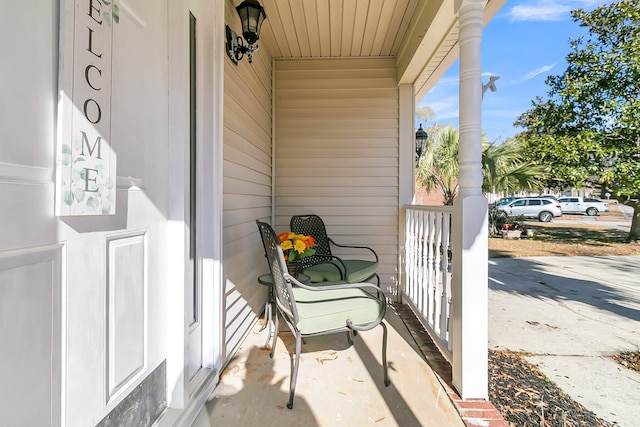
[236,0,267,45]
[415,124,428,160]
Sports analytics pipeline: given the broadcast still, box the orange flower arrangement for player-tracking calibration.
[277,232,316,262]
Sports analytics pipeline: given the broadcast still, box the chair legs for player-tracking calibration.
[270,307,279,358]
[260,301,274,348]
[259,300,269,331]
[287,332,303,409]
[380,322,390,386]
[286,323,389,410]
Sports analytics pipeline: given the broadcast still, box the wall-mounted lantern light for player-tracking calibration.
[415,124,428,166]
[482,75,500,97]
[226,0,267,65]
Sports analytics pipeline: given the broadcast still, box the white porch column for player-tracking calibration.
[398,84,416,302]
[451,0,488,400]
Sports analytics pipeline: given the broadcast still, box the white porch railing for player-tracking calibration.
[402,205,453,360]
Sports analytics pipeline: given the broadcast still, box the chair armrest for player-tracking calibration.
[299,254,348,281]
[285,274,387,331]
[327,238,379,263]
[287,274,384,299]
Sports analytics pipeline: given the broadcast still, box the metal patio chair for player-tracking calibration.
[256,219,390,409]
[290,214,380,286]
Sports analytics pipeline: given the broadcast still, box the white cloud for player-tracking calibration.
[513,63,556,83]
[437,76,460,86]
[509,2,569,21]
[507,0,607,22]
[434,108,460,122]
[417,94,459,123]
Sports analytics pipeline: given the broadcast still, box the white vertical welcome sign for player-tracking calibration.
[56,0,117,215]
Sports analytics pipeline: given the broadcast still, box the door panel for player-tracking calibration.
[59,0,170,424]
[187,9,203,381]
[0,245,63,427]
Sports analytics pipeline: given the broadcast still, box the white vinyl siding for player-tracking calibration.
[274,58,399,296]
[222,13,273,362]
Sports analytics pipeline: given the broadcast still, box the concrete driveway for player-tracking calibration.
[553,202,634,231]
[489,255,640,427]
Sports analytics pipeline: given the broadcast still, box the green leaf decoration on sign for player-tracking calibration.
[86,196,100,209]
[73,188,86,203]
[61,152,71,166]
[101,1,119,27]
[63,191,74,206]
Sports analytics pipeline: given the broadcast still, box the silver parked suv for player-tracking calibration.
[494,197,563,222]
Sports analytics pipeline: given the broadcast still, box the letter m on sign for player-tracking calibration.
[81,132,103,159]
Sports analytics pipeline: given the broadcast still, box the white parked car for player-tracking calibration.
[495,197,563,222]
[557,197,609,216]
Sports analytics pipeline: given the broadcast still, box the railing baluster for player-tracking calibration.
[424,211,433,326]
[433,212,442,338]
[417,211,423,315]
[442,214,452,351]
[402,205,454,361]
[406,209,415,303]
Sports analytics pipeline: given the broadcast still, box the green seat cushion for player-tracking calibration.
[301,263,343,282]
[343,260,378,282]
[291,287,384,335]
[302,260,378,283]
[257,272,311,286]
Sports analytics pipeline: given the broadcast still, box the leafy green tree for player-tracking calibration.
[417,127,544,205]
[515,0,640,241]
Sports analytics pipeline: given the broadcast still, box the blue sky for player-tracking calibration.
[418,0,614,143]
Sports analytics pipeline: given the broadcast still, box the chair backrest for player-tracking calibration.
[256,220,298,324]
[290,214,334,268]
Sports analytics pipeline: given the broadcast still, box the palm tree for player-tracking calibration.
[417,126,459,205]
[482,137,545,196]
[417,128,545,205]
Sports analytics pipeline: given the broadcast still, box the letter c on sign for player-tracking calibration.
[85,65,102,91]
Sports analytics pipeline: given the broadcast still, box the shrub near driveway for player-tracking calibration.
[488,221,640,258]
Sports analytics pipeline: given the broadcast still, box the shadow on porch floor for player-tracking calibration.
[192,304,467,427]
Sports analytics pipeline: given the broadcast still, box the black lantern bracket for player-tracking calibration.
[226,26,258,64]
[226,0,267,65]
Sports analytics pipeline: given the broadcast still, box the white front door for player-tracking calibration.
[61,0,173,423]
[186,8,203,382]
[2,0,223,424]
[0,1,175,425]
[167,0,222,407]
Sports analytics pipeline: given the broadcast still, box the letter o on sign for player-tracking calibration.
[83,99,102,124]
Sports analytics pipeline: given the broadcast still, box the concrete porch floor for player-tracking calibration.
[192,305,469,427]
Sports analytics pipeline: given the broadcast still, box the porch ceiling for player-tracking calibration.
[258,0,507,98]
